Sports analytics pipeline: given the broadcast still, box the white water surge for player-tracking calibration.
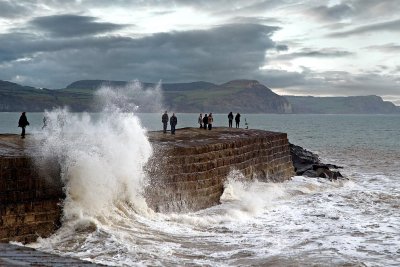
[25,86,400,266]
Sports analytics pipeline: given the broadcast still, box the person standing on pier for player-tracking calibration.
[198,113,203,129]
[235,113,241,128]
[170,113,177,134]
[208,113,213,130]
[228,112,234,128]
[162,111,169,133]
[18,112,29,139]
[203,114,208,130]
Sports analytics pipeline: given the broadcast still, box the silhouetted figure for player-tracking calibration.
[245,118,249,129]
[162,111,169,133]
[235,113,241,128]
[198,113,203,129]
[203,114,208,130]
[228,112,234,128]
[18,112,29,139]
[208,113,213,130]
[170,113,177,134]
[42,116,48,129]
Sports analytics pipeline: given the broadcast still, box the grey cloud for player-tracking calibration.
[365,43,400,53]
[281,70,400,98]
[0,1,29,18]
[30,14,126,37]
[229,16,282,25]
[346,0,400,19]
[0,23,280,88]
[329,19,400,38]
[273,48,353,60]
[276,45,288,51]
[306,4,353,22]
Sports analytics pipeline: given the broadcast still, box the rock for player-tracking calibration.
[290,143,345,180]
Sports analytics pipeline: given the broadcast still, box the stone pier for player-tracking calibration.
[0,127,294,244]
[145,128,294,212]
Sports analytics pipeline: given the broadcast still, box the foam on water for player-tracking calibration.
[25,85,400,266]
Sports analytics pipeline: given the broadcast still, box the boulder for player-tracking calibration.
[290,143,345,180]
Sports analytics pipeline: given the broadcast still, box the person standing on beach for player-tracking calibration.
[208,113,213,130]
[235,113,241,128]
[203,114,208,130]
[162,111,169,133]
[18,112,29,139]
[228,112,234,128]
[170,113,177,134]
[198,113,203,129]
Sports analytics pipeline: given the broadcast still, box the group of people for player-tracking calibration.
[227,112,241,128]
[198,113,214,130]
[162,111,245,134]
[162,111,178,134]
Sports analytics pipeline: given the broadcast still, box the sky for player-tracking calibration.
[0,0,399,103]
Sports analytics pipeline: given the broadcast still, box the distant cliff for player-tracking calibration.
[1,79,399,113]
[285,95,400,114]
[0,79,292,113]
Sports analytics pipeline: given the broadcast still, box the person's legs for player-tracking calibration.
[21,127,25,138]
[171,125,175,134]
[204,124,207,130]
[163,122,167,133]
[229,120,232,127]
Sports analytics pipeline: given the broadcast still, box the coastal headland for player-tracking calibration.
[0,128,294,244]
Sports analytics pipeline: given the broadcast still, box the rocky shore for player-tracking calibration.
[290,143,345,180]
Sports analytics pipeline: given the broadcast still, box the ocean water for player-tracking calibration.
[1,108,400,265]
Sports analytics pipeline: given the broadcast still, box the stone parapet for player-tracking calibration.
[0,128,294,243]
[145,128,293,212]
[0,156,63,243]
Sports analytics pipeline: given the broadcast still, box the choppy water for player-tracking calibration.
[2,109,400,266]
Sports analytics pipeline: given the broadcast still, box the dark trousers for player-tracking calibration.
[171,124,176,134]
[236,121,240,128]
[229,119,233,128]
[208,124,212,130]
[21,127,26,138]
[163,122,167,133]
[199,123,203,129]
[203,123,207,130]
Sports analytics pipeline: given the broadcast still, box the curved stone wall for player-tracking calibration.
[0,128,294,243]
[145,128,293,212]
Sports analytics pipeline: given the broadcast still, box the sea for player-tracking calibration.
[1,111,399,267]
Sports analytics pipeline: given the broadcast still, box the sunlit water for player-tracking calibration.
[1,111,399,266]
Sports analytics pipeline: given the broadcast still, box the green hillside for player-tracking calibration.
[0,79,292,113]
[1,79,399,113]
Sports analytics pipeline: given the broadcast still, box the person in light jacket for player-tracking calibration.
[198,113,203,129]
[162,111,169,133]
[208,113,213,130]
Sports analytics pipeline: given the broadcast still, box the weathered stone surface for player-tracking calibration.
[1,128,294,243]
[146,127,294,212]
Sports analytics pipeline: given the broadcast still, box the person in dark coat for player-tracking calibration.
[162,111,169,133]
[202,114,208,130]
[235,113,241,128]
[170,113,177,134]
[228,112,234,128]
[18,112,29,138]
